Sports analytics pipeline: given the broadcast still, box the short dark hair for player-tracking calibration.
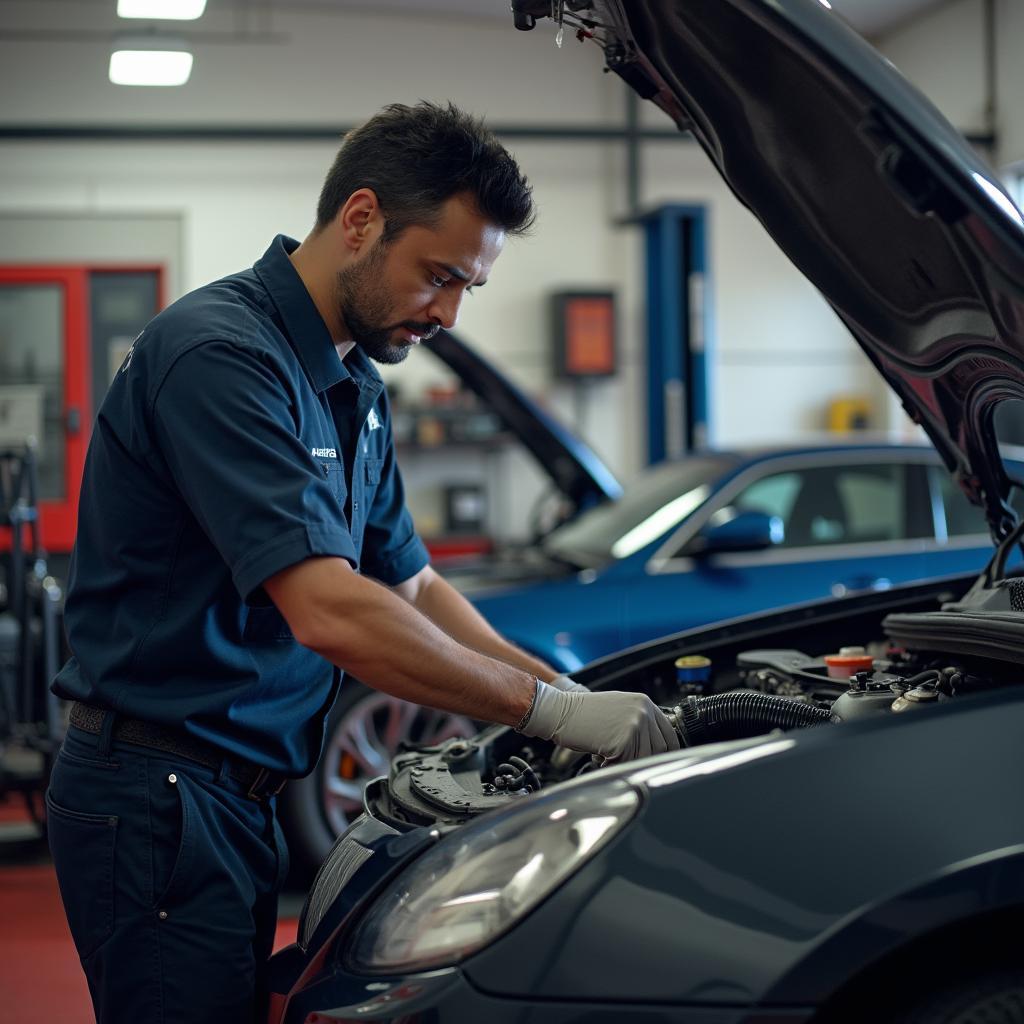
[315,101,535,241]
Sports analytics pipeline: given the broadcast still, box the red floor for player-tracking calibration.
[0,801,299,1023]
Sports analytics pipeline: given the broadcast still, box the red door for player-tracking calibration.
[0,267,89,553]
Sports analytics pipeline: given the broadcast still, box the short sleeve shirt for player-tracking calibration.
[52,235,430,775]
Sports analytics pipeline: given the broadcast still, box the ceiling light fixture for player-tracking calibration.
[117,0,208,20]
[109,37,194,86]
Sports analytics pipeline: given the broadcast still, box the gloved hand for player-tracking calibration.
[519,681,680,764]
[546,673,589,694]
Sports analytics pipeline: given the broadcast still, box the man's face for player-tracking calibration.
[334,194,505,365]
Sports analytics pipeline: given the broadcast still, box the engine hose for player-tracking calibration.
[507,755,541,792]
[494,755,541,793]
[669,691,833,747]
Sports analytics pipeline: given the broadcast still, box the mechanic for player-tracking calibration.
[45,101,679,1024]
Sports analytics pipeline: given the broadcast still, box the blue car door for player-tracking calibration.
[620,458,938,647]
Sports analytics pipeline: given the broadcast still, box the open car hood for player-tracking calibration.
[515,0,1024,540]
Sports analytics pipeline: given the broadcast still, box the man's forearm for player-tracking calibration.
[267,557,537,726]
[265,556,672,765]
[408,570,557,681]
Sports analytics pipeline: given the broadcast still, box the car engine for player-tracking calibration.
[363,591,1023,832]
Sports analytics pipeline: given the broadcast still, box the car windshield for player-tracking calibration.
[542,455,737,568]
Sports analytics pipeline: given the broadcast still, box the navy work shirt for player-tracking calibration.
[53,235,430,775]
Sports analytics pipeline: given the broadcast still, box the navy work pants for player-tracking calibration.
[46,722,289,1023]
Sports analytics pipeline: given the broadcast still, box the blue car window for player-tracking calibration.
[937,472,993,537]
[543,455,736,565]
[733,472,801,520]
[727,463,917,549]
[836,468,905,542]
[937,471,1024,537]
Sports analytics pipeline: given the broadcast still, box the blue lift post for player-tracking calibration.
[642,204,712,465]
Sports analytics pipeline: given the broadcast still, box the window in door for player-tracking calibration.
[933,468,1024,539]
[720,462,927,550]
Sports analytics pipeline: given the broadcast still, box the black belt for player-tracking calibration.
[69,702,287,801]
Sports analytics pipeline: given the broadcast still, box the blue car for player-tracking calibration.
[468,443,1024,672]
[268,1,1024,1021]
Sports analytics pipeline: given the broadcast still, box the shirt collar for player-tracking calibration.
[254,234,347,394]
[341,341,385,399]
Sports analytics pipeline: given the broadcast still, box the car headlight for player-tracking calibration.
[348,780,639,972]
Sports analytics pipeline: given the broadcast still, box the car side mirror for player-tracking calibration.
[691,510,784,555]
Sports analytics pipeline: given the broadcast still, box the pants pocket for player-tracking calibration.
[146,770,193,913]
[56,745,120,771]
[149,770,216,913]
[45,792,118,959]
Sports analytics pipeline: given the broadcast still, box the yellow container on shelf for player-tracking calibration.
[827,396,872,432]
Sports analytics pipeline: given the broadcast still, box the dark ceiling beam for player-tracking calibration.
[0,124,994,149]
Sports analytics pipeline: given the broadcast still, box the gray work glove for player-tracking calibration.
[547,673,589,694]
[519,681,680,764]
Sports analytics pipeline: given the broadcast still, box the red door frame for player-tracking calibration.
[0,264,164,554]
[0,266,88,554]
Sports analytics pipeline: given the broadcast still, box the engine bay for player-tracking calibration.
[365,587,1024,831]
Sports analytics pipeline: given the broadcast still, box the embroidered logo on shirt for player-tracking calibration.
[367,409,382,431]
[311,447,337,458]
[120,331,143,374]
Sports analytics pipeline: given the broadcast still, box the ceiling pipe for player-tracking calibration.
[0,123,691,143]
[983,0,998,158]
[625,87,642,220]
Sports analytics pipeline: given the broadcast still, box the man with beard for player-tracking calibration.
[46,102,678,1024]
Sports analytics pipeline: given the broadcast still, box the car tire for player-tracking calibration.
[277,679,475,882]
[894,969,1024,1024]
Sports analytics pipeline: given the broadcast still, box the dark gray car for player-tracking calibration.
[267,2,1024,1021]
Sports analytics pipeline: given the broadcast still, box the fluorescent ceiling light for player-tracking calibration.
[109,44,194,86]
[118,0,207,18]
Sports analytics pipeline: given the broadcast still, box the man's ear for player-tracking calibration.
[338,188,384,254]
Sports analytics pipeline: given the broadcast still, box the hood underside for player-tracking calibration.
[426,329,621,513]
[520,0,1024,540]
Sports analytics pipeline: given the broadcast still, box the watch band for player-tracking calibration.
[514,677,540,732]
